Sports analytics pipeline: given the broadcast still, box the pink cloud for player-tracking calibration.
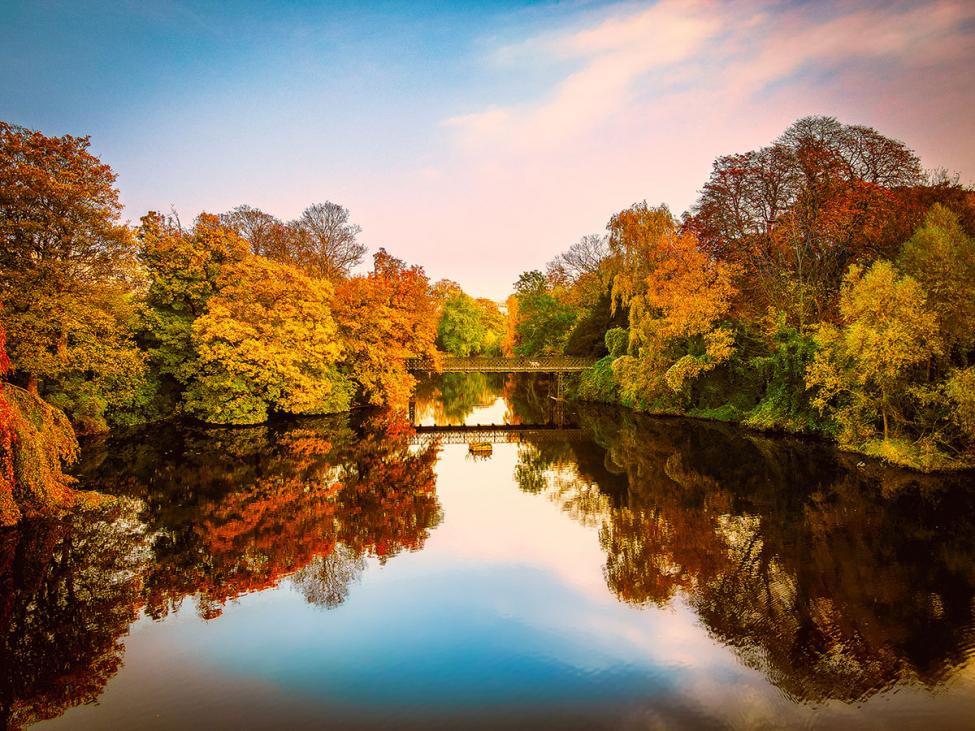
[348,1,975,298]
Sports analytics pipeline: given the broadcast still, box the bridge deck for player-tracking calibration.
[408,356,595,373]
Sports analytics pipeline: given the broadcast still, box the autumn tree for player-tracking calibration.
[183,255,353,425]
[0,121,147,432]
[0,317,87,526]
[137,211,248,409]
[431,278,463,308]
[688,116,925,321]
[806,261,942,462]
[333,249,440,406]
[612,213,740,411]
[607,203,676,310]
[501,294,520,356]
[898,204,975,361]
[474,298,506,355]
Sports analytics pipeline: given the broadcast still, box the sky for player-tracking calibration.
[2,0,974,299]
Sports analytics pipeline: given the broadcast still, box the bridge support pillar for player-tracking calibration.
[555,372,566,427]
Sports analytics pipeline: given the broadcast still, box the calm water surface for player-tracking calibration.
[3,373,975,730]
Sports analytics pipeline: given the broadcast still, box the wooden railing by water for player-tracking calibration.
[407,356,596,373]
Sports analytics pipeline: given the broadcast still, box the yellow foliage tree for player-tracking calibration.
[898,203,975,359]
[807,261,942,454]
[184,255,352,424]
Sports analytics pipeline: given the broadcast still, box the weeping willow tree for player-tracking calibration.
[0,324,92,526]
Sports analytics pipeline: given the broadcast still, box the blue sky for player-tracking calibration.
[3,0,974,297]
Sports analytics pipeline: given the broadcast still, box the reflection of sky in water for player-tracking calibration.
[180,447,729,705]
[34,420,975,730]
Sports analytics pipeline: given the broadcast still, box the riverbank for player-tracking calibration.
[569,364,974,474]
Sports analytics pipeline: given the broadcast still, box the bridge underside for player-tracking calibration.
[409,424,583,446]
[408,356,595,373]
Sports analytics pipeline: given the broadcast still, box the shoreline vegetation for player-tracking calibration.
[2,115,974,524]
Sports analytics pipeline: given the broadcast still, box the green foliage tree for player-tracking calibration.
[436,293,505,356]
[514,293,577,356]
[183,255,353,425]
[743,314,824,433]
[514,270,547,297]
[564,289,629,357]
[898,204,975,361]
[437,294,485,356]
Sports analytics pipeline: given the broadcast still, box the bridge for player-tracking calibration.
[407,356,596,373]
[409,423,584,446]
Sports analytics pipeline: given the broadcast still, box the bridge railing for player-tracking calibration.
[407,355,596,372]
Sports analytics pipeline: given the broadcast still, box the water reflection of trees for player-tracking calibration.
[0,501,148,730]
[78,409,442,618]
[413,372,506,423]
[515,404,975,703]
[413,372,563,425]
[1,410,440,727]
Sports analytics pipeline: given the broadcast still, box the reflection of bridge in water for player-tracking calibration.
[409,423,583,446]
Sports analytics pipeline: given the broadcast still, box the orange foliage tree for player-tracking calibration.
[333,249,440,407]
[0,318,88,527]
[0,121,146,433]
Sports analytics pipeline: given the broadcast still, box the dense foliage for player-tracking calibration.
[0,121,441,522]
[0,122,146,433]
[533,117,975,470]
[1,113,974,523]
[0,322,91,526]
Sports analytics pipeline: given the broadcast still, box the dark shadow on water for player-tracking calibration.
[515,403,975,704]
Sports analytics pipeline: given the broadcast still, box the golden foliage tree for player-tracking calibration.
[183,255,353,425]
[0,122,146,433]
[898,203,975,359]
[137,211,249,396]
[610,207,740,410]
[0,320,89,526]
[807,261,943,460]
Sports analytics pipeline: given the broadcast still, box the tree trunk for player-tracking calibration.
[26,372,39,396]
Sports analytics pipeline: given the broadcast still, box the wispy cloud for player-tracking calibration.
[386,0,975,296]
[444,0,975,155]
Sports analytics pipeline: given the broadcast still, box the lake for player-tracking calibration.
[2,373,974,730]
